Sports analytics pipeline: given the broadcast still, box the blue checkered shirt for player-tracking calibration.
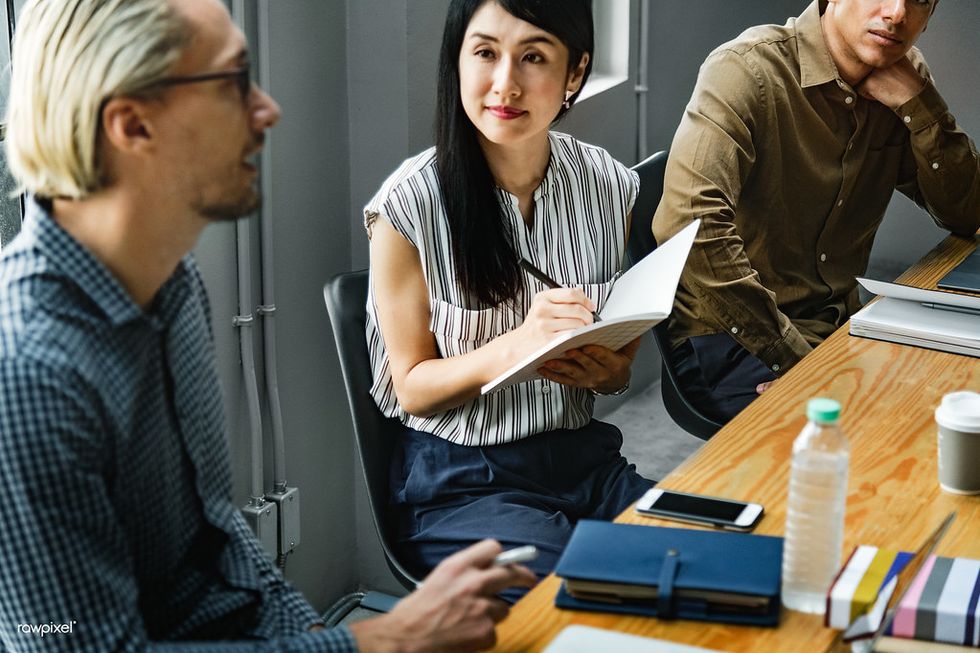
[0,200,357,652]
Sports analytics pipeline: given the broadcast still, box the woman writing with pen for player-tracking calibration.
[364,0,653,598]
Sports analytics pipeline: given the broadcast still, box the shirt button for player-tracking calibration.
[904,115,912,124]
[932,162,940,170]
[772,364,781,373]
[820,253,827,262]
[541,384,551,395]
[731,326,739,335]
[845,96,854,105]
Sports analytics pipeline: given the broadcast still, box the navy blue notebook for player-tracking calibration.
[937,247,980,294]
[554,520,784,627]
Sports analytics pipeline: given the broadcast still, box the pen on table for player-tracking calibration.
[493,545,538,567]
[921,302,980,316]
[519,258,601,323]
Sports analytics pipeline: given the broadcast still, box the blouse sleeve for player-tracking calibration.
[363,150,441,247]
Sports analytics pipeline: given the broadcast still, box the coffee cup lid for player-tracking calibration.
[935,391,980,434]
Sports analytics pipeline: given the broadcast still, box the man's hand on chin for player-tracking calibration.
[857,55,927,109]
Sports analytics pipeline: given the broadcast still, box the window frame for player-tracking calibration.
[578,0,631,102]
[0,0,25,249]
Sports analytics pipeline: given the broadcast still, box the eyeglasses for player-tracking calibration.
[153,66,252,103]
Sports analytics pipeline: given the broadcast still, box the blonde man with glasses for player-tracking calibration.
[0,0,532,651]
[653,0,980,423]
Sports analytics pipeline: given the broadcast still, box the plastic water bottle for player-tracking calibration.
[781,398,850,614]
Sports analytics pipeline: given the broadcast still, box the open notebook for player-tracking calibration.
[481,220,698,395]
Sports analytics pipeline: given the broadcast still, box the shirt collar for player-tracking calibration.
[494,133,557,205]
[533,133,558,201]
[25,197,189,328]
[797,0,841,89]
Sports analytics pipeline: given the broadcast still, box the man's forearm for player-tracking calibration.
[898,83,980,235]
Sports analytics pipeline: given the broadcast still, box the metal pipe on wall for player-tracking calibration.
[236,218,266,505]
[256,2,288,493]
[636,0,650,162]
[231,0,265,506]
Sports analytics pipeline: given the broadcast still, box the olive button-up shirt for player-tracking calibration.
[653,0,980,375]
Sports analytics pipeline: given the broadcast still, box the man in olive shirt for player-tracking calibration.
[653,0,980,422]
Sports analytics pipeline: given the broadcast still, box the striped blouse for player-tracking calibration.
[364,131,639,447]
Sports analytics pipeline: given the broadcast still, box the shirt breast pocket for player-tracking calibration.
[428,298,511,357]
[578,278,619,317]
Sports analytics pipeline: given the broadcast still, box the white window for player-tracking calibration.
[0,1,23,249]
[580,0,631,101]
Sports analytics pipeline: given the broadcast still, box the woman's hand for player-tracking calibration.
[515,287,597,352]
[538,337,642,393]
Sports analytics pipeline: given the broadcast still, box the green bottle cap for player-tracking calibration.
[807,398,841,423]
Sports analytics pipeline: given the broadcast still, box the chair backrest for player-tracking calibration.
[627,150,669,269]
[323,270,420,591]
[628,151,722,441]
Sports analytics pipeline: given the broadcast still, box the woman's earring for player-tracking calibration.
[563,91,572,110]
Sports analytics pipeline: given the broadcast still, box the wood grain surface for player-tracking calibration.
[491,233,980,653]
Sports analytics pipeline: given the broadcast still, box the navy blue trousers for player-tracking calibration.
[389,420,654,602]
[671,332,778,424]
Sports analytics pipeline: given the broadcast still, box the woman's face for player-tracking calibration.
[458,1,588,151]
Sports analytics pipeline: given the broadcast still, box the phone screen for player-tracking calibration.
[650,492,746,521]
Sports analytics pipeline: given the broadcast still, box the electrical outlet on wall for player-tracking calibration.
[267,486,300,557]
[242,499,279,559]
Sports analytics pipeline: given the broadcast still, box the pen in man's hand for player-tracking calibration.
[519,258,601,322]
[493,545,538,566]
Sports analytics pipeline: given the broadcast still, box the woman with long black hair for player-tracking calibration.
[365,0,653,596]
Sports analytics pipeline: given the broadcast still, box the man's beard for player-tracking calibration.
[198,187,262,222]
[199,138,265,222]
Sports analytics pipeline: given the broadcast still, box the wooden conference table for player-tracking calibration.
[491,232,980,653]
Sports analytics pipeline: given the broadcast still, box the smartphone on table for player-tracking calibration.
[634,487,764,532]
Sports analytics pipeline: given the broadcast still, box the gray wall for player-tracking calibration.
[344,0,451,595]
[196,1,357,611]
[260,0,356,610]
[645,0,980,278]
[347,1,449,271]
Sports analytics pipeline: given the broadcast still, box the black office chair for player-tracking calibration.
[627,150,722,441]
[323,270,421,603]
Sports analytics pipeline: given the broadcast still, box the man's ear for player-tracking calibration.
[101,97,155,156]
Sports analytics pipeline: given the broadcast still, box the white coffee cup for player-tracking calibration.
[934,391,980,495]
